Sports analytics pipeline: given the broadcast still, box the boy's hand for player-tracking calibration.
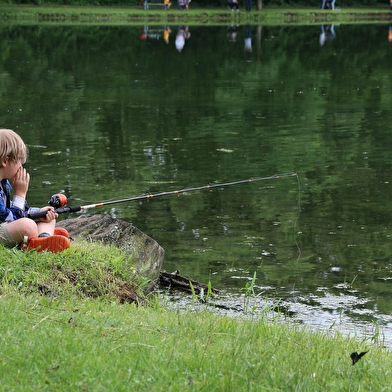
[12,167,30,200]
[38,206,58,222]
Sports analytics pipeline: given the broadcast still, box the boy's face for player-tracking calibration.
[2,156,24,179]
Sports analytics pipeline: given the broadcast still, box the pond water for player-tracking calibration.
[1,23,392,346]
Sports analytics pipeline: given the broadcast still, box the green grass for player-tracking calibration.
[0,5,391,25]
[0,244,392,390]
[0,240,149,304]
[1,289,392,390]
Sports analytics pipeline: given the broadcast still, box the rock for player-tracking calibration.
[56,214,165,289]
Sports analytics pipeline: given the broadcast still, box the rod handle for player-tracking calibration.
[28,210,49,220]
[28,206,82,220]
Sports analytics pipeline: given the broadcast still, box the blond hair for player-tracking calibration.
[0,129,27,164]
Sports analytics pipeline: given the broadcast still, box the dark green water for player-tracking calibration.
[1,23,392,345]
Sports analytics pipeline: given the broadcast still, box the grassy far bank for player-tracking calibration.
[1,244,392,390]
[0,5,392,25]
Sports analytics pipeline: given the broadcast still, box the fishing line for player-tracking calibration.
[28,172,298,220]
[286,173,302,302]
[294,173,302,261]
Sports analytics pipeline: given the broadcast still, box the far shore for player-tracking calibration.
[1,5,391,25]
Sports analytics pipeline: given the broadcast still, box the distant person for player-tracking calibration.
[245,0,251,11]
[321,0,336,9]
[175,26,191,52]
[228,0,239,11]
[178,0,190,9]
[164,0,172,8]
[389,25,392,42]
[244,25,252,52]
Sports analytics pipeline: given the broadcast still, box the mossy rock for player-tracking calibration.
[56,214,165,288]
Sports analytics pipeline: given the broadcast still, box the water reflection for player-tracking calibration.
[227,25,239,42]
[319,25,336,46]
[164,26,171,44]
[140,25,164,40]
[1,24,392,347]
[139,24,190,51]
[175,26,191,52]
[244,24,252,52]
[159,289,391,347]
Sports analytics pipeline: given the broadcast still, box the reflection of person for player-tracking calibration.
[163,26,171,44]
[227,0,239,11]
[227,25,239,42]
[321,0,335,9]
[244,25,252,52]
[245,0,251,11]
[0,129,70,253]
[319,25,336,46]
[175,26,191,52]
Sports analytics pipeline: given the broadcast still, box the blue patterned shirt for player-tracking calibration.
[0,179,40,223]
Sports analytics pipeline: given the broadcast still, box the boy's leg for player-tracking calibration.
[37,219,56,237]
[2,218,70,253]
[29,219,70,252]
[6,217,56,242]
[5,218,38,244]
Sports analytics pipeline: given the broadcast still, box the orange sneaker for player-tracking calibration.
[54,227,70,238]
[26,234,70,253]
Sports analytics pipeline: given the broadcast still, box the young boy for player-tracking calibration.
[0,128,70,253]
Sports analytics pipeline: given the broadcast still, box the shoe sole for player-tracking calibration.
[27,235,71,253]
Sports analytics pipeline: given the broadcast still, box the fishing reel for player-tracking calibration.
[47,194,68,209]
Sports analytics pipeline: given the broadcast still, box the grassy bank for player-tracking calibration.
[1,290,391,390]
[0,5,392,25]
[1,245,392,390]
[0,240,149,304]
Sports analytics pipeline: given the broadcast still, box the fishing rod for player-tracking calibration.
[28,172,297,220]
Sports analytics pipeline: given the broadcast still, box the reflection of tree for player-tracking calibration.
[2,25,392,313]
[0,25,392,228]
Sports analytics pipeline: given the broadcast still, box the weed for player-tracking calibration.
[240,271,262,313]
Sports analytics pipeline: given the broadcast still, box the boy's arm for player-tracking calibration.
[12,167,29,201]
[0,194,26,222]
[0,199,14,222]
[12,195,41,219]
[0,181,34,222]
